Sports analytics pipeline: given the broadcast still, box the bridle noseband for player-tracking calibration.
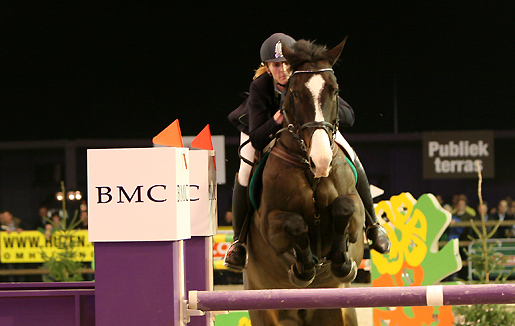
[276,68,340,170]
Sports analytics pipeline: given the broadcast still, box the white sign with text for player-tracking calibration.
[87,147,191,242]
[189,150,218,236]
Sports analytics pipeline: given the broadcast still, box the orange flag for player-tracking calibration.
[152,119,184,147]
[190,124,213,150]
[191,124,216,170]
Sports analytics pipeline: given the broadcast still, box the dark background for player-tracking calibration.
[3,1,514,141]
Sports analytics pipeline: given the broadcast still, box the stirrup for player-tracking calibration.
[223,241,248,273]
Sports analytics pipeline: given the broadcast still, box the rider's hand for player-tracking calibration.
[274,110,284,124]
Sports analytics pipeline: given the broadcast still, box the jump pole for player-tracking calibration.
[188,284,515,312]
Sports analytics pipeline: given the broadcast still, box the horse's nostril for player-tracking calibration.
[309,160,316,171]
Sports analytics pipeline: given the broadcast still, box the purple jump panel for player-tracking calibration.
[185,236,213,326]
[190,284,515,311]
[95,241,184,326]
[0,282,95,326]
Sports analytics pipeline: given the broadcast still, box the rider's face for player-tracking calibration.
[267,61,290,86]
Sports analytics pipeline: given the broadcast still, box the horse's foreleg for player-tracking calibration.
[329,195,358,282]
[282,212,318,287]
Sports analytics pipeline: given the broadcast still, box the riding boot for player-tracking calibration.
[223,174,249,272]
[354,156,391,254]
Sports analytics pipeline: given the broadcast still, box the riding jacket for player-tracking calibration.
[228,73,355,151]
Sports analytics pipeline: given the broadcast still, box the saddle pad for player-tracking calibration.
[249,152,269,211]
[346,156,358,186]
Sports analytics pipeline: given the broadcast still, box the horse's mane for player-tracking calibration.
[288,40,333,72]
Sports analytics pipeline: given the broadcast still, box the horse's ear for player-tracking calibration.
[281,41,294,64]
[326,36,348,66]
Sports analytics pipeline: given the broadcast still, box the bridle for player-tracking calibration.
[276,68,340,171]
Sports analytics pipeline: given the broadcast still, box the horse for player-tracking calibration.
[243,39,365,326]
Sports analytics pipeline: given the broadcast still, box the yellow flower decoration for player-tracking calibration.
[371,192,428,275]
[238,316,252,326]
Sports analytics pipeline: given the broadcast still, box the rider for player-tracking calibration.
[225,33,391,271]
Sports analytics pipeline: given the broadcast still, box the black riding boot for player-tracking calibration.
[223,174,248,272]
[354,156,391,254]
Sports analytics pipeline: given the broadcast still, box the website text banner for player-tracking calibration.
[0,230,94,263]
[423,130,494,179]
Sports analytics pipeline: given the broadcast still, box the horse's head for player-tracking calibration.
[281,38,347,178]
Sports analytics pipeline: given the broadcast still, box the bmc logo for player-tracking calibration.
[96,185,169,204]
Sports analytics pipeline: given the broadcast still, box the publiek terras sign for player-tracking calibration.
[87,147,191,242]
[423,130,494,179]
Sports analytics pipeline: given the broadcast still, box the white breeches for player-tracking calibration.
[335,130,356,162]
[238,132,256,187]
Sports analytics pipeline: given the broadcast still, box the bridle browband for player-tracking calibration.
[275,68,340,171]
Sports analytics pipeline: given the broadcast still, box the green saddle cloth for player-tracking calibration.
[249,152,269,211]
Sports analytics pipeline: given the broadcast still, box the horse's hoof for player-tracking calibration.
[288,264,315,287]
[331,261,351,278]
[335,261,358,283]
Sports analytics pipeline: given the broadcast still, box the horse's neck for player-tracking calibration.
[276,131,304,156]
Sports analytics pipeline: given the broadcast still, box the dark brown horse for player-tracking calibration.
[244,39,364,326]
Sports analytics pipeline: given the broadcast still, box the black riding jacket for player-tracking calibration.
[228,73,355,151]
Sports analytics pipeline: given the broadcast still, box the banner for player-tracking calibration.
[87,147,191,242]
[189,149,218,236]
[423,130,494,179]
[0,230,94,263]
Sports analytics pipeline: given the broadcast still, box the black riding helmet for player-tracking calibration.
[260,33,296,63]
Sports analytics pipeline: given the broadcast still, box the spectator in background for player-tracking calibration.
[454,197,476,243]
[477,201,494,236]
[454,198,476,280]
[0,211,24,233]
[218,210,233,227]
[492,200,514,238]
[452,194,476,218]
[509,200,515,218]
[44,212,62,240]
[26,205,49,281]
[444,200,467,243]
[77,210,89,229]
[224,211,232,225]
[0,211,25,282]
[477,202,489,221]
[33,205,49,231]
[435,195,445,207]
[489,205,498,216]
[76,209,93,281]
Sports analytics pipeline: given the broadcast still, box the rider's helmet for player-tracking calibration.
[260,33,296,63]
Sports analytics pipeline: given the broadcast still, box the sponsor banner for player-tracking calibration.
[423,130,494,179]
[189,150,218,236]
[87,147,191,242]
[0,230,94,263]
